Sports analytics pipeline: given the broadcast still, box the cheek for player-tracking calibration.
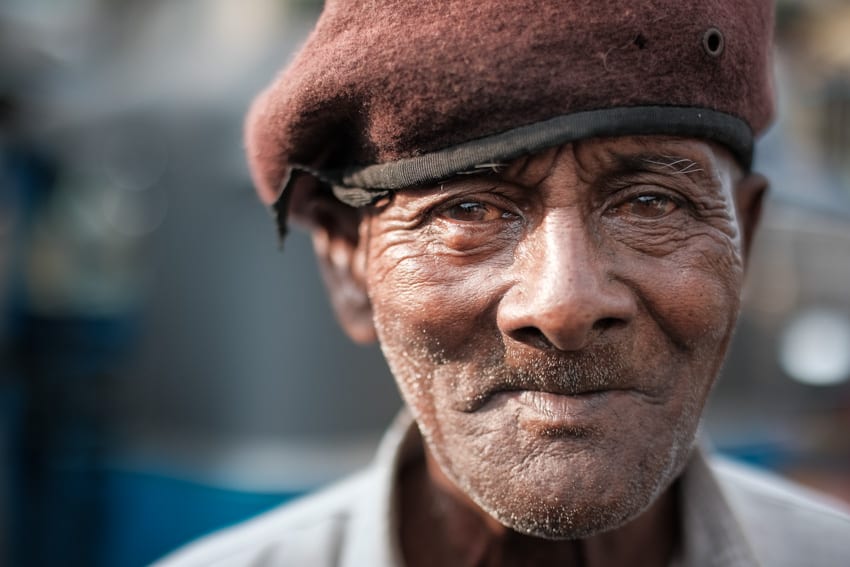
[366,238,511,360]
[615,232,745,419]
[626,232,744,348]
[365,240,517,448]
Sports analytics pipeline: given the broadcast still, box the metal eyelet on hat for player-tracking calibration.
[702,27,725,57]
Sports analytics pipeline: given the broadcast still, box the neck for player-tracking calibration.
[400,449,680,567]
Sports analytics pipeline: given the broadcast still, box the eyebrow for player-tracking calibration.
[610,152,709,178]
[441,148,714,196]
[639,155,704,175]
[455,149,709,183]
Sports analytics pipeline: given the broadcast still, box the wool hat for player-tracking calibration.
[247,0,775,234]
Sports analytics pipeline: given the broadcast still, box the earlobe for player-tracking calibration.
[309,201,378,345]
[735,172,768,264]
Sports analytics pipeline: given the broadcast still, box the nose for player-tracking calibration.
[497,215,636,352]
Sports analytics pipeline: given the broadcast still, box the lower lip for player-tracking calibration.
[495,390,621,429]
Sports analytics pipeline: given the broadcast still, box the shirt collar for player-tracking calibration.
[340,409,415,567]
[678,447,762,567]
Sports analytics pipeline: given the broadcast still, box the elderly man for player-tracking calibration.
[159,1,850,565]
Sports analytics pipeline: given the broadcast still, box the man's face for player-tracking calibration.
[353,136,755,539]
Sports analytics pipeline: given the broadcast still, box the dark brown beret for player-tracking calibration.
[246,0,775,229]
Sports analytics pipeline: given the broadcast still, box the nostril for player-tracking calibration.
[594,317,625,332]
[510,319,624,351]
[511,326,556,350]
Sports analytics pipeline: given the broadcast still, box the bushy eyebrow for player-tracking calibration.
[638,155,705,175]
[577,151,719,199]
[456,151,707,181]
[447,149,712,195]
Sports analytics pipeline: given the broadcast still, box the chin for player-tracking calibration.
[435,430,697,542]
[469,480,661,540]
[486,496,652,540]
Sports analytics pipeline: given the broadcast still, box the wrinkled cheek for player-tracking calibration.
[369,257,502,361]
[639,267,743,424]
[645,243,744,350]
[368,267,501,451]
[692,271,742,349]
[367,268,455,418]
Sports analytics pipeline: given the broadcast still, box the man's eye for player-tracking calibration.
[440,201,510,222]
[617,194,679,219]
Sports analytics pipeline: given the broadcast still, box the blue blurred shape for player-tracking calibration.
[98,467,303,567]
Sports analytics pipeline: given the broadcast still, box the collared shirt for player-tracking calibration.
[156,411,850,567]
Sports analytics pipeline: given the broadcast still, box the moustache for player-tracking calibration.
[454,343,635,412]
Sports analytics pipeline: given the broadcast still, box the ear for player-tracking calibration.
[734,172,769,264]
[303,197,377,344]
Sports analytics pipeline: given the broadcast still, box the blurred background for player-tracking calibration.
[1,0,849,565]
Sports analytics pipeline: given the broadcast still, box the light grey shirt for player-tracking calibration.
[156,411,850,567]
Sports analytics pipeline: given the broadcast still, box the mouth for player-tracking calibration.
[461,380,628,413]
[501,389,616,415]
[454,347,648,414]
[485,389,637,434]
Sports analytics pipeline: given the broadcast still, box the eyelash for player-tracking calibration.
[421,181,691,228]
[605,186,690,218]
[431,194,522,223]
